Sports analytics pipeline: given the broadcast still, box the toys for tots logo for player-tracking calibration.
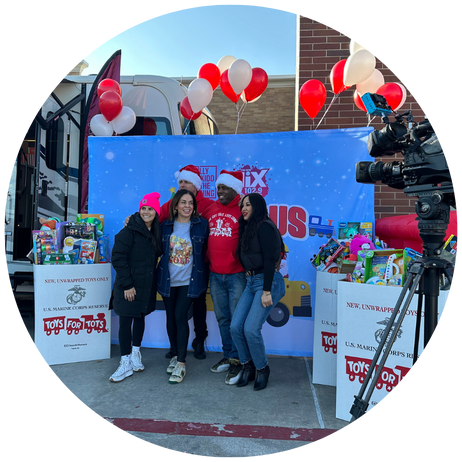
[345,355,410,392]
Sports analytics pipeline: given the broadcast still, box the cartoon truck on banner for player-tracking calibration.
[308,215,334,238]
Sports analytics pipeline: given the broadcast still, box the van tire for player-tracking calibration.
[266,303,290,328]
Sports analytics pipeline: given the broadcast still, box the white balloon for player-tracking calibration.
[110,106,136,134]
[343,49,376,87]
[217,55,236,74]
[188,78,213,113]
[349,40,365,54]
[90,114,113,136]
[228,59,252,95]
[356,69,385,96]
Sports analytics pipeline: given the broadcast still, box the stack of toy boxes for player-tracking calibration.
[32,214,111,265]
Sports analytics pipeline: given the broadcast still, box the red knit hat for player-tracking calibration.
[174,165,202,191]
[216,170,243,194]
[139,192,161,215]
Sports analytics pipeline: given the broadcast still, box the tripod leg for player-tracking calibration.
[413,291,423,365]
[349,271,422,421]
[423,266,439,346]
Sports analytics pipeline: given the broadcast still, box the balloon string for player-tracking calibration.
[234,101,247,135]
[182,115,195,135]
[315,93,339,130]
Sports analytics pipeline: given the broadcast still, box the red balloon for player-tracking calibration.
[180,96,201,121]
[99,91,123,122]
[376,83,404,111]
[299,80,326,119]
[220,70,241,103]
[353,90,367,112]
[243,68,268,102]
[97,78,122,98]
[329,59,351,94]
[198,63,221,91]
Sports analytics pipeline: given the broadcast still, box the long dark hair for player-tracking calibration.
[150,213,163,255]
[237,193,285,257]
[168,189,199,222]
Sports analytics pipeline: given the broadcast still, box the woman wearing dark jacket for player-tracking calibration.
[157,189,209,384]
[109,192,163,382]
[230,193,286,390]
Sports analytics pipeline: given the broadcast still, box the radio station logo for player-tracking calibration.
[239,164,271,197]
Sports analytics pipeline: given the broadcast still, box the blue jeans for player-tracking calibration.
[209,271,246,360]
[230,272,285,370]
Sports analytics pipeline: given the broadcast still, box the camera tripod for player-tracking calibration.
[349,194,454,422]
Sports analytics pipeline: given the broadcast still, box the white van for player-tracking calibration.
[5,62,218,287]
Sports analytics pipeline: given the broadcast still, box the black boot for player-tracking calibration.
[254,365,270,391]
[192,337,206,360]
[236,360,256,387]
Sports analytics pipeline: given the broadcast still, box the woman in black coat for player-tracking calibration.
[109,192,163,382]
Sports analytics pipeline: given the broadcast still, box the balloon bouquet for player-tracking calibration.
[89,79,136,136]
[182,55,268,134]
[299,40,407,129]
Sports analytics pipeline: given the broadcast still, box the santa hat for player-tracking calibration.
[216,170,243,194]
[139,192,161,215]
[174,165,202,191]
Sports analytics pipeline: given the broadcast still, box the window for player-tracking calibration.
[123,117,172,136]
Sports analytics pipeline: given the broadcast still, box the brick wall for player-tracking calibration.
[297,16,426,220]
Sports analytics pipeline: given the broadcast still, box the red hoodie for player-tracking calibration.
[201,195,244,275]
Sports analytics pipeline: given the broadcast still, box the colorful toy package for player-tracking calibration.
[71,239,98,264]
[338,221,374,245]
[97,234,111,263]
[32,230,59,264]
[63,222,98,241]
[363,249,404,286]
[76,214,105,235]
[311,238,345,272]
[42,253,74,265]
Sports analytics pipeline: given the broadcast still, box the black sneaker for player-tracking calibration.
[225,358,243,385]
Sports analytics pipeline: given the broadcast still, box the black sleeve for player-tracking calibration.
[257,223,279,292]
[111,228,134,290]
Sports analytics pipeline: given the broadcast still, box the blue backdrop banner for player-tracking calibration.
[89,128,374,356]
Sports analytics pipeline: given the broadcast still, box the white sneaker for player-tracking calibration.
[166,356,178,375]
[109,355,133,382]
[169,362,186,384]
[131,347,145,372]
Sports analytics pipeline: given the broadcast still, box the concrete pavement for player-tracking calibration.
[18,296,349,457]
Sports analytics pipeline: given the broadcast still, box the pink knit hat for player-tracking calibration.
[139,192,161,215]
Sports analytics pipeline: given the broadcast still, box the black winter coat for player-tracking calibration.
[109,213,162,317]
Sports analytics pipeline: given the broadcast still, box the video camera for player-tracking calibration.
[355,93,454,203]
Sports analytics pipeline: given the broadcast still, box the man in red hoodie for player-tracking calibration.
[203,170,246,386]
